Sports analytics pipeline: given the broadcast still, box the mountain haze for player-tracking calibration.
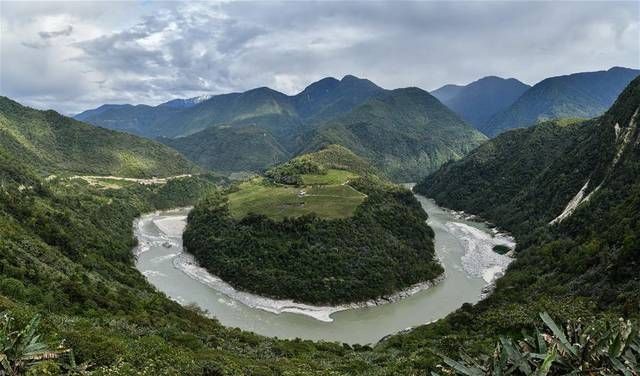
[75,75,386,143]
[432,76,530,131]
[430,84,464,103]
[73,103,185,138]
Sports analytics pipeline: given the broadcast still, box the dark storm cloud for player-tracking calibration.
[1,1,638,114]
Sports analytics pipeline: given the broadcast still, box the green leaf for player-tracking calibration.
[534,346,556,376]
[441,354,484,376]
[539,312,577,357]
[499,336,532,374]
[610,357,632,376]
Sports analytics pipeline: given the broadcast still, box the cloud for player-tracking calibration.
[39,25,73,39]
[21,25,74,49]
[21,41,49,49]
[1,1,638,114]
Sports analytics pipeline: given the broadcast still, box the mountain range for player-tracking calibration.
[75,67,639,180]
[432,67,639,137]
[482,66,639,136]
[75,75,385,142]
[78,75,485,180]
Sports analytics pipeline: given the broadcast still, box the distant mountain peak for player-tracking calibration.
[191,94,214,104]
[608,66,637,72]
[315,76,340,84]
[341,74,361,81]
[432,75,531,131]
[482,67,640,137]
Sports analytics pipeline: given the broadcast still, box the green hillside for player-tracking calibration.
[482,66,639,136]
[184,146,443,304]
[415,75,640,310]
[226,145,372,220]
[161,125,290,174]
[305,87,487,181]
[0,97,197,178]
[415,118,589,238]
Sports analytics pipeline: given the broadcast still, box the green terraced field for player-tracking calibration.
[300,169,357,185]
[227,174,365,220]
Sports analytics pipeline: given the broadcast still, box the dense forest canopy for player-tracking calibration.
[184,147,444,304]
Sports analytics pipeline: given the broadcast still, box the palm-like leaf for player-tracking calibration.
[0,312,69,375]
[434,312,640,375]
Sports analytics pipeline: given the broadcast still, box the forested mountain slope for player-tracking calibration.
[482,66,639,136]
[415,118,590,237]
[415,76,640,307]
[0,97,196,177]
[161,125,290,174]
[305,87,487,181]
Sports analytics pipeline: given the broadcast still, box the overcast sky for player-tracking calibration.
[1,1,639,114]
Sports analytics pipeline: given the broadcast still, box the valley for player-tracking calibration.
[2,1,640,372]
[133,188,514,344]
[1,73,639,375]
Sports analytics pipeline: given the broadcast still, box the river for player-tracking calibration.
[133,192,514,344]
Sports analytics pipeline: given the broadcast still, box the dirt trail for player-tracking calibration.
[68,174,193,187]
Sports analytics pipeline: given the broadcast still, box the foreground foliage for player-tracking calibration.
[436,312,639,375]
[0,313,70,375]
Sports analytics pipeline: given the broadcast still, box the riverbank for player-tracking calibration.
[132,194,517,344]
[174,251,446,322]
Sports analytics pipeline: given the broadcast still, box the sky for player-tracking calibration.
[1,1,639,115]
